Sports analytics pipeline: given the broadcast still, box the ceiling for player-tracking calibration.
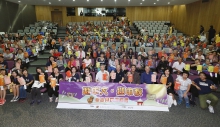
[7,0,199,6]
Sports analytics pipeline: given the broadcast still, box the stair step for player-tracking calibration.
[57,34,67,36]
[132,31,138,34]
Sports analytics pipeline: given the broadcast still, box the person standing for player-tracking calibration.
[208,25,216,44]
[192,72,218,113]
[200,25,204,35]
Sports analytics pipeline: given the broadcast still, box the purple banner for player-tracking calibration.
[57,81,168,111]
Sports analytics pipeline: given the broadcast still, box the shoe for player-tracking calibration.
[186,103,190,108]
[55,97,59,102]
[0,99,3,106]
[206,100,211,104]
[10,97,16,102]
[190,100,196,107]
[20,99,26,103]
[30,100,35,106]
[2,99,6,105]
[208,105,214,113]
[173,100,177,106]
[14,97,19,102]
[37,100,41,105]
[177,100,182,105]
[49,97,53,102]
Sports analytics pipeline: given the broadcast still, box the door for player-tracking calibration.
[51,11,63,27]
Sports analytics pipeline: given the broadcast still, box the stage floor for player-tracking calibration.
[0,94,220,127]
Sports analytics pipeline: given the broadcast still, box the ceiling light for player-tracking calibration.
[157,0,159,1]
[128,0,130,1]
[154,3,156,4]
[87,0,89,1]
[142,0,145,1]
[168,2,170,4]
[140,3,142,4]
[101,0,103,1]
[18,1,21,2]
[73,0,75,1]
[49,2,51,4]
[58,0,61,1]
[114,0,116,1]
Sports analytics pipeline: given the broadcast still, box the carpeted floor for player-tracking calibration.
[0,93,220,127]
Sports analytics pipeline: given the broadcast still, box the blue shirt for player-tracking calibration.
[59,46,63,52]
[39,32,44,35]
[71,73,80,82]
[194,78,213,95]
[23,74,34,84]
[141,72,153,84]
[0,60,8,69]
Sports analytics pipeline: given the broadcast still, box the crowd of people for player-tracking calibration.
[0,19,220,114]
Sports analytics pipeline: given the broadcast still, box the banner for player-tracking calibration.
[57,82,169,112]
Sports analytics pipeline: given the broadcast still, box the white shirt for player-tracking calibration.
[195,54,205,60]
[138,52,147,57]
[172,61,185,72]
[176,76,192,90]
[189,43,195,49]
[3,53,13,60]
[96,70,109,83]
[140,29,145,33]
[76,51,85,59]
[16,53,24,61]
[83,59,91,66]
[109,59,116,68]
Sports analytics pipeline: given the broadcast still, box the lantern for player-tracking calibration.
[39,75,45,83]
[66,70,72,77]
[128,74,133,83]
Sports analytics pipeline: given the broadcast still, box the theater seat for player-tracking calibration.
[7,61,15,70]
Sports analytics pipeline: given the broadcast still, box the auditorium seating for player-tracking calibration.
[133,20,183,37]
[17,21,58,37]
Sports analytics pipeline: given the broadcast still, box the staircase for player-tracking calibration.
[27,27,67,76]
[129,26,139,36]
[57,27,66,41]
[27,50,51,77]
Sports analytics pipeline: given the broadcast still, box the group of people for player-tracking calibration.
[0,20,220,114]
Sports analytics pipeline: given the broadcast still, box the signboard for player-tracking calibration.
[57,82,169,112]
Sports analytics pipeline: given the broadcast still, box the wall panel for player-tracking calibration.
[170,0,220,36]
[35,1,220,36]
[0,1,36,33]
[126,6,172,23]
[35,6,172,26]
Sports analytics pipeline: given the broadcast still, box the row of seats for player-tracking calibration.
[34,21,57,28]
[68,20,126,26]
[133,21,170,23]
[146,33,183,37]
[17,29,57,34]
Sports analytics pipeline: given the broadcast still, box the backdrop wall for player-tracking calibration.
[0,0,36,33]
[170,0,220,36]
[0,0,218,36]
[35,6,173,27]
